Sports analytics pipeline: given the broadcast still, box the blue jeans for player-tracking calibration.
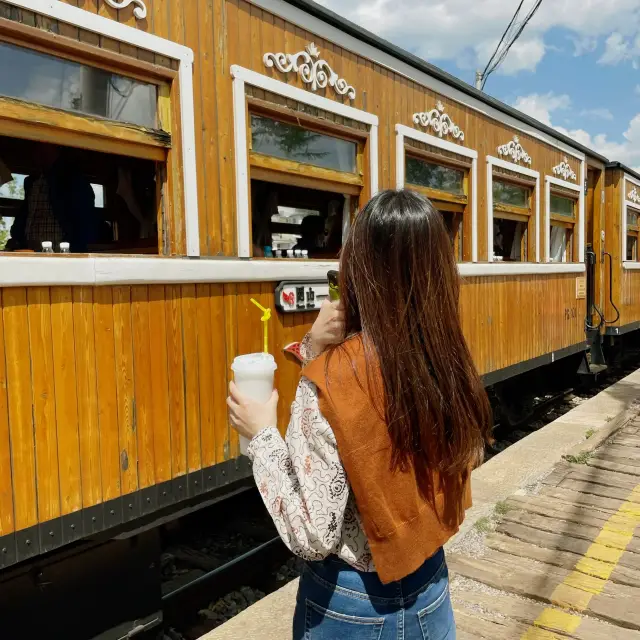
[292,548,455,639]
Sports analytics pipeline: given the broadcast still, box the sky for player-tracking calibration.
[315,0,640,170]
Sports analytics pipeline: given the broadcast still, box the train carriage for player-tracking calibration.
[0,0,620,636]
[600,163,640,354]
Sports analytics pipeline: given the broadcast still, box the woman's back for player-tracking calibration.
[228,189,492,639]
[303,333,472,584]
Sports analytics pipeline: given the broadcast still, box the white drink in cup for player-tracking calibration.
[231,353,277,455]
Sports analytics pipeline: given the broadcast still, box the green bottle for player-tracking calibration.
[327,270,339,301]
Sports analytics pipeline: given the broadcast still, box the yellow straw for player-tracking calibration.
[250,298,271,353]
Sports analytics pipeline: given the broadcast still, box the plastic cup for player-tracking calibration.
[231,353,277,455]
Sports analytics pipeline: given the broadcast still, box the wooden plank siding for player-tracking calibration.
[0,283,313,536]
[603,168,640,331]
[0,273,583,536]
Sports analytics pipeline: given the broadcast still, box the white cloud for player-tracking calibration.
[579,107,614,120]
[598,32,640,66]
[570,36,598,56]
[512,92,571,127]
[317,0,640,75]
[514,91,640,169]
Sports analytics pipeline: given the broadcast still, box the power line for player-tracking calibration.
[480,0,525,83]
[476,0,543,91]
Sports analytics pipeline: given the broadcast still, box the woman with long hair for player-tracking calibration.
[228,189,492,639]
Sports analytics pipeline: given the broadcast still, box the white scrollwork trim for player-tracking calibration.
[263,42,356,100]
[497,135,532,165]
[104,0,147,19]
[412,101,464,141]
[552,157,577,181]
[628,187,640,205]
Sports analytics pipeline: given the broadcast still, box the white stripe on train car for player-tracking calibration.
[0,256,584,287]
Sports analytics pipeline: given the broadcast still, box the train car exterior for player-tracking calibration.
[0,0,609,592]
[602,163,640,348]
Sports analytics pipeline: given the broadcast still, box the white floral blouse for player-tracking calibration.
[247,339,374,571]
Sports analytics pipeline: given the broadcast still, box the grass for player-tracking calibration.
[585,428,596,439]
[473,516,492,534]
[563,451,593,465]
[494,500,512,516]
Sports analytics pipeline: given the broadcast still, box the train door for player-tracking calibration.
[585,166,606,365]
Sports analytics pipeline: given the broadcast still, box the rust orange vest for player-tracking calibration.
[303,335,472,584]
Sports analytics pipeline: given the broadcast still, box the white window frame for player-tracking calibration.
[5,0,200,256]
[487,156,540,263]
[544,176,582,263]
[395,124,478,262]
[622,174,640,270]
[231,65,379,258]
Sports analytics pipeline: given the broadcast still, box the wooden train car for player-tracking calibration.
[600,163,640,351]
[0,0,620,633]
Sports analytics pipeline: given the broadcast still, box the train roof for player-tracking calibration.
[606,161,640,182]
[284,0,611,165]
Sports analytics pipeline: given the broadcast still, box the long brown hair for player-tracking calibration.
[333,189,492,508]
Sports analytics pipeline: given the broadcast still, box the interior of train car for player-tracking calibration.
[246,92,365,259]
[0,135,159,253]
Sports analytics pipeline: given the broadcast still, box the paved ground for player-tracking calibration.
[200,369,640,640]
[450,416,640,639]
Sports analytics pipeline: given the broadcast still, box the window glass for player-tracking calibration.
[550,194,574,217]
[493,218,527,261]
[628,209,639,228]
[250,115,357,174]
[493,180,529,207]
[405,157,464,195]
[550,224,568,262]
[0,41,157,128]
[627,235,638,261]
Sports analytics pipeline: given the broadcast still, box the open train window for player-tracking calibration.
[627,207,640,261]
[492,179,532,261]
[404,153,468,261]
[251,180,348,258]
[0,136,158,253]
[0,37,173,254]
[248,109,364,258]
[549,192,577,262]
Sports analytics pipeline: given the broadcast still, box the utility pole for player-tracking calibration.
[475,70,483,90]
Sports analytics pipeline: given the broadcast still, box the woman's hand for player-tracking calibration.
[227,381,279,441]
[309,299,344,356]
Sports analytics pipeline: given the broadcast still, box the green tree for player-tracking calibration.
[0,176,24,250]
[4,178,25,200]
[0,218,9,251]
[251,116,329,163]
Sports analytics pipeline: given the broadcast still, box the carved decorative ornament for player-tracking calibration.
[263,42,356,100]
[412,101,464,141]
[104,0,147,20]
[497,135,532,165]
[552,157,577,181]
[628,187,640,205]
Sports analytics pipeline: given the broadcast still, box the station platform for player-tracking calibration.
[200,368,640,640]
